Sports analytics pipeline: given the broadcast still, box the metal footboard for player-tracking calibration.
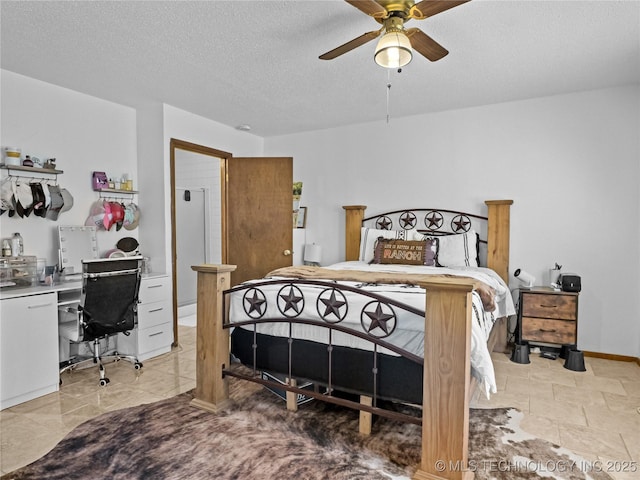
[222,278,426,426]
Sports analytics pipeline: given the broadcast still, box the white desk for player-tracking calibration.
[0,274,172,410]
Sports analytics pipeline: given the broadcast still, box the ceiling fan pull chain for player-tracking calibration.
[386,69,391,124]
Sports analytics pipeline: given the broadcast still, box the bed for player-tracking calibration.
[192,199,513,480]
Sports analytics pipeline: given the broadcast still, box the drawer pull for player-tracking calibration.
[148,307,164,313]
[149,331,164,337]
[147,284,163,289]
[540,305,557,308]
[538,328,557,333]
[28,302,54,309]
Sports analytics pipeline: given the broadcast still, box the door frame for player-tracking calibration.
[169,138,231,346]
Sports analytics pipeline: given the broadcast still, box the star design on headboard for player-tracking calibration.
[277,285,304,317]
[451,214,471,232]
[318,288,347,323]
[399,211,417,230]
[361,301,396,338]
[424,211,443,230]
[376,216,393,230]
[243,288,267,318]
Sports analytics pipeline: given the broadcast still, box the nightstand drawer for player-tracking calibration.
[521,317,576,344]
[522,293,577,320]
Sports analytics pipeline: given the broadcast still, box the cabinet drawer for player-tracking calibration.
[139,276,170,304]
[138,300,171,329]
[138,322,173,356]
[522,317,576,344]
[522,293,577,320]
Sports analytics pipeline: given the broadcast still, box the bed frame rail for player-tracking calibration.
[222,278,426,424]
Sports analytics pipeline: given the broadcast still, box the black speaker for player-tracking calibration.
[560,274,581,292]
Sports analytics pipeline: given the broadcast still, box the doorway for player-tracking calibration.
[170,142,293,346]
[170,139,230,346]
[175,186,211,309]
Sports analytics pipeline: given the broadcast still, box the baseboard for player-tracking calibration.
[583,350,640,366]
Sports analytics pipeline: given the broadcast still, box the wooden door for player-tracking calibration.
[226,157,293,286]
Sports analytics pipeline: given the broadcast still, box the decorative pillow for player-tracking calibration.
[433,231,479,267]
[359,227,409,263]
[372,238,438,266]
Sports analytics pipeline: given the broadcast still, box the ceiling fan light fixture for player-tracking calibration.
[374,30,412,68]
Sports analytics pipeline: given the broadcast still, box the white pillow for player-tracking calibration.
[435,231,479,267]
[413,230,479,267]
[359,227,410,263]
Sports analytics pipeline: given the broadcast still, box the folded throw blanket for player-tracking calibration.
[266,266,496,312]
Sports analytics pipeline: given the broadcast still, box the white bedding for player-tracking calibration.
[228,261,516,399]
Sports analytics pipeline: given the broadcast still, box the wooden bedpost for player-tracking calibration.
[414,281,475,480]
[190,264,237,413]
[484,200,513,284]
[343,205,367,261]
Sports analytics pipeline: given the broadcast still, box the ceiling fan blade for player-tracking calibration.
[345,0,388,19]
[410,0,471,20]
[406,28,449,61]
[319,29,382,60]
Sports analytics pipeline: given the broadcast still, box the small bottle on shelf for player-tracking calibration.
[108,178,115,189]
[123,173,133,191]
[13,233,23,256]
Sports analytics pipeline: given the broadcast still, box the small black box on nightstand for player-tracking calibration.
[559,274,581,292]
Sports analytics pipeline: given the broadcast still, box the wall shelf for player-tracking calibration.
[97,188,138,195]
[1,164,64,175]
[97,189,138,200]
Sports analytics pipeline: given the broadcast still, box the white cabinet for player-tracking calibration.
[1,292,59,409]
[118,275,173,361]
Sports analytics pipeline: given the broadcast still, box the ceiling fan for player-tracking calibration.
[319,0,471,68]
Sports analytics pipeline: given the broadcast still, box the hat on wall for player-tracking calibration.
[0,178,14,215]
[29,183,47,217]
[8,178,19,217]
[122,203,135,228]
[123,203,140,230]
[110,202,125,231]
[15,181,33,217]
[85,200,106,229]
[42,181,52,211]
[45,184,64,221]
[59,188,74,214]
[103,201,115,231]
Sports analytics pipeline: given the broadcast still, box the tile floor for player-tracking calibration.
[1,325,639,479]
[471,351,640,480]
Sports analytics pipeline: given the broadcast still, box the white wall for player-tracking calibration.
[0,70,138,264]
[265,85,640,358]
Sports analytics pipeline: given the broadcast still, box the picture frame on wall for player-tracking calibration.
[296,207,307,228]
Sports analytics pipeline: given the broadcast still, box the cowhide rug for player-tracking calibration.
[2,374,612,480]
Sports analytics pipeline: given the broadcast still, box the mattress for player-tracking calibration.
[228,261,516,399]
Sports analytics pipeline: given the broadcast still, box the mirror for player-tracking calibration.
[58,226,99,277]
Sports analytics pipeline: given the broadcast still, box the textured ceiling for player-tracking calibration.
[1,0,639,137]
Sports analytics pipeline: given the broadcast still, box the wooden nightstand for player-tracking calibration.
[517,287,579,346]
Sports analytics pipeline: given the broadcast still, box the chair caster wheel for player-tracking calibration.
[134,362,143,370]
[99,378,110,386]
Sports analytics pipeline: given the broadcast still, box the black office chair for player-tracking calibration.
[59,256,143,386]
